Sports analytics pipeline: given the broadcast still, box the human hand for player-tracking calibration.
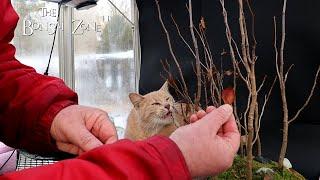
[189,106,216,123]
[50,105,118,155]
[169,104,240,177]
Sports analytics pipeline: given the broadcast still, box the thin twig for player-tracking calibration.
[274,17,281,80]
[171,15,196,58]
[243,90,251,131]
[194,27,222,101]
[220,0,246,83]
[243,14,253,65]
[253,76,277,144]
[194,27,215,70]
[202,70,209,107]
[257,75,267,93]
[188,0,202,109]
[231,38,244,64]
[238,0,251,68]
[155,0,189,101]
[289,65,320,124]
[246,0,257,63]
[201,26,215,66]
[161,59,193,104]
[284,64,294,83]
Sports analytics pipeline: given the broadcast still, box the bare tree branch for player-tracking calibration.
[194,27,214,69]
[284,64,294,83]
[289,65,320,124]
[188,0,202,109]
[246,0,257,63]
[257,75,267,93]
[155,0,190,103]
[274,17,281,79]
[253,76,277,144]
[277,0,289,168]
[171,15,196,59]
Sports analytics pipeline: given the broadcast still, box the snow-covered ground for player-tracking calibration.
[96,50,133,59]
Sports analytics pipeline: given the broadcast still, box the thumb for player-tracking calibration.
[221,114,241,154]
[199,104,233,133]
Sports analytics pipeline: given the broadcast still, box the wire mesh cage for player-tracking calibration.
[16,151,57,171]
[15,126,125,171]
[0,122,125,173]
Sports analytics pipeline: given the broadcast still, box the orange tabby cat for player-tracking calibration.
[125,82,187,140]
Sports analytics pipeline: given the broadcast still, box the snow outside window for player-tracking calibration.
[74,0,135,137]
[12,0,59,77]
[11,0,137,138]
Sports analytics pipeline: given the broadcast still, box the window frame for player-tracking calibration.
[57,0,140,92]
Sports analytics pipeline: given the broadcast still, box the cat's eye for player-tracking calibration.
[166,97,170,101]
[152,102,161,105]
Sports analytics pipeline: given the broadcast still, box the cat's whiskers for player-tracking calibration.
[141,117,164,137]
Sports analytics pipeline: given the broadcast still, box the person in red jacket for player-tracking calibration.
[0,0,240,179]
[0,0,118,156]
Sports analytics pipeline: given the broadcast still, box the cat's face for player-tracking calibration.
[129,82,175,126]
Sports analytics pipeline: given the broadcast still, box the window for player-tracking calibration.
[11,0,139,138]
[74,0,135,136]
[12,0,59,77]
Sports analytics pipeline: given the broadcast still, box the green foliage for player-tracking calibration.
[99,14,133,53]
[207,156,305,180]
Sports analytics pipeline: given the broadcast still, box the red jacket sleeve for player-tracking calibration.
[0,0,78,154]
[1,136,191,180]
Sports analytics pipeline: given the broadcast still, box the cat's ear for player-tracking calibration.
[160,81,169,92]
[129,93,144,107]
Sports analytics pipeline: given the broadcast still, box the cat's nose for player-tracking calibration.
[164,104,170,110]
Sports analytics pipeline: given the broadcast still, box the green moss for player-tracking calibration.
[207,156,305,180]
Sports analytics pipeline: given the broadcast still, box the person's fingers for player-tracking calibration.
[190,114,198,123]
[217,127,224,136]
[221,114,240,153]
[56,142,82,155]
[199,104,233,133]
[105,136,118,144]
[196,110,206,119]
[91,116,118,144]
[73,126,104,152]
[206,106,216,113]
[222,114,238,134]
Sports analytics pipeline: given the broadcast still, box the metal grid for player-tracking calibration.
[15,127,125,171]
[16,151,57,171]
